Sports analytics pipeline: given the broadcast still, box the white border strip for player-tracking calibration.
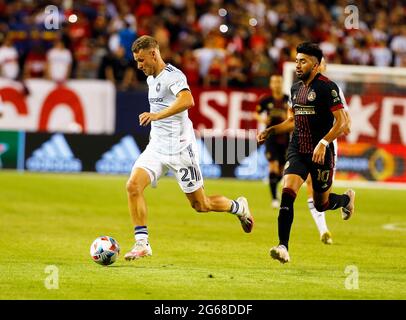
[334,179,406,190]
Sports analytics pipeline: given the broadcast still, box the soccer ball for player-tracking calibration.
[90,236,120,266]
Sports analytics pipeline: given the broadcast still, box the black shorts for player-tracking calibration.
[265,139,288,164]
[284,147,335,193]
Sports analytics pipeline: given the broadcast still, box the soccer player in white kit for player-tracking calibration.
[124,36,254,260]
[305,57,351,245]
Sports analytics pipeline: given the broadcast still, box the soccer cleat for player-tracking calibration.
[124,239,152,261]
[321,231,333,245]
[270,245,290,264]
[341,189,355,220]
[236,196,254,233]
[271,199,280,209]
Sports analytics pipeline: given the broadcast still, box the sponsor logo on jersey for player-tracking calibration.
[26,134,82,172]
[293,104,316,115]
[96,135,141,174]
[149,97,164,103]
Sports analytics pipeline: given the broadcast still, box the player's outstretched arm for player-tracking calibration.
[257,108,294,144]
[139,90,194,126]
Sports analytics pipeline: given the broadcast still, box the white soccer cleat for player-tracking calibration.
[341,189,355,220]
[321,231,333,245]
[124,239,152,261]
[270,245,290,264]
[236,196,254,233]
[271,199,280,209]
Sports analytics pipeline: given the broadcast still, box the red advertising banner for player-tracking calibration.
[188,87,268,136]
[188,89,406,145]
[337,94,406,182]
[189,89,406,182]
[0,78,116,134]
[342,94,406,146]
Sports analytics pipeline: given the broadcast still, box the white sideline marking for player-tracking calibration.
[334,180,406,190]
[382,223,406,232]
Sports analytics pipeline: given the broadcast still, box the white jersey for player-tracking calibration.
[46,48,72,81]
[0,45,19,79]
[147,64,195,155]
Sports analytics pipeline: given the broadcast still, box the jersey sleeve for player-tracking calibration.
[168,72,190,96]
[325,81,344,112]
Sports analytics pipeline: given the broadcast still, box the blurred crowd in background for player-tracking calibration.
[0,0,405,90]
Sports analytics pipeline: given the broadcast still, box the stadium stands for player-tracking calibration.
[0,0,405,89]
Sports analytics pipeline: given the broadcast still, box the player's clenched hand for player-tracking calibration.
[257,129,270,145]
[312,143,326,164]
[139,112,159,126]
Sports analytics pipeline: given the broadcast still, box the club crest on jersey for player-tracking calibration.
[331,89,338,97]
[156,82,161,92]
[308,90,316,101]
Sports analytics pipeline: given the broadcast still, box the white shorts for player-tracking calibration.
[131,142,204,193]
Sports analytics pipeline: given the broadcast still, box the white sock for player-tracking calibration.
[230,200,244,215]
[307,198,328,235]
[134,226,148,242]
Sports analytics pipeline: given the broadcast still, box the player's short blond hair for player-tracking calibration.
[131,35,159,53]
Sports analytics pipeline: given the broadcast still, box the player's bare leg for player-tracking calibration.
[186,187,254,233]
[125,168,153,260]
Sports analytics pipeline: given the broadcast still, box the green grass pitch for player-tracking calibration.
[1,171,405,299]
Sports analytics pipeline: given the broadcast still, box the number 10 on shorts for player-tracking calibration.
[317,169,330,182]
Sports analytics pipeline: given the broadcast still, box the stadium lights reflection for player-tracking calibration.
[219,24,228,33]
[68,14,78,23]
[218,8,227,17]
[249,18,258,26]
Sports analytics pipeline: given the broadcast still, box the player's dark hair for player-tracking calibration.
[296,42,323,63]
[131,35,159,53]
